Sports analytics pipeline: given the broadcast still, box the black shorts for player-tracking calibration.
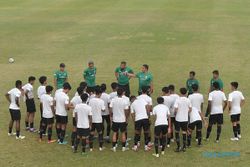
[209,114,223,125]
[77,128,90,137]
[91,123,103,133]
[102,115,111,123]
[231,114,240,122]
[112,122,127,133]
[118,84,130,97]
[55,115,68,124]
[135,119,150,131]
[154,125,168,136]
[42,117,54,125]
[9,109,21,121]
[26,98,36,112]
[175,121,188,132]
[72,117,77,127]
[188,120,202,130]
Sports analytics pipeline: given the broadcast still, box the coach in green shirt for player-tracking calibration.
[54,63,68,90]
[186,71,199,95]
[115,61,133,97]
[128,64,153,95]
[209,70,224,92]
[83,61,96,93]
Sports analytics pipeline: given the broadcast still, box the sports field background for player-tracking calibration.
[0,0,250,166]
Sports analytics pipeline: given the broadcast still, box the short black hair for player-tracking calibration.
[121,61,127,65]
[168,84,175,91]
[157,97,164,104]
[117,87,124,96]
[111,82,118,90]
[231,82,238,89]
[77,86,84,96]
[213,82,220,90]
[141,86,149,94]
[81,93,89,103]
[180,87,187,95]
[162,86,169,94]
[192,84,199,92]
[213,70,219,75]
[143,64,149,70]
[28,76,36,82]
[130,95,136,102]
[15,80,22,88]
[46,85,53,93]
[190,71,195,76]
[63,82,71,90]
[60,63,65,68]
[79,82,87,89]
[100,83,107,92]
[39,76,47,85]
[95,85,102,95]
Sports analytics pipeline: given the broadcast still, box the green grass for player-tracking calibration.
[0,0,250,166]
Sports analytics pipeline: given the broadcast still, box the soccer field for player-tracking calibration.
[0,0,250,166]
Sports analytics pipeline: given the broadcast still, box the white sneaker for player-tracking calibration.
[137,141,141,147]
[144,145,151,151]
[161,151,165,155]
[90,148,93,152]
[111,147,116,152]
[215,140,219,143]
[170,139,175,143]
[152,153,159,158]
[99,147,105,151]
[104,136,110,140]
[122,147,129,152]
[167,144,170,148]
[230,137,239,141]
[8,132,16,136]
[195,139,198,142]
[16,135,25,140]
[237,134,241,139]
[132,145,138,152]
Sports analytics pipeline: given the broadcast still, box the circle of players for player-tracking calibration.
[5,61,245,158]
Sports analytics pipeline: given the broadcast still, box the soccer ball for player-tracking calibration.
[9,58,15,63]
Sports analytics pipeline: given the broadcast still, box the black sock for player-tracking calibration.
[175,132,180,148]
[9,127,12,134]
[107,122,111,137]
[171,132,174,139]
[122,142,126,147]
[75,138,80,151]
[134,134,140,146]
[183,134,187,148]
[56,128,61,140]
[237,124,241,135]
[30,122,34,129]
[144,133,149,146]
[161,136,166,152]
[48,127,52,141]
[216,126,221,140]
[197,131,202,145]
[99,133,103,148]
[71,132,77,146]
[148,136,151,142]
[233,126,237,138]
[160,138,163,146]
[25,121,29,128]
[39,119,43,132]
[154,137,159,154]
[16,130,20,137]
[112,142,116,148]
[167,137,171,145]
[82,139,86,153]
[206,125,212,139]
[39,126,44,139]
[187,134,191,146]
[89,134,94,149]
[60,130,65,143]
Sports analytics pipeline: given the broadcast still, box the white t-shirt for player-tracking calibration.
[74,103,92,129]
[55,91,69,116]
[228,91,245,115]
[8,88,22,110]
[70,96,82,117]
[37,85,46,100]
[89,97,105,123]
[101,92,111,115]
[110,96,129,123]
[208,90,227,115]
[109,92,117,101]
[40,94,54,118]
[169,94,180,117]
[188,93,204,112]
[152,104,170,126]
[130,98,148,121]
[22,83,34,99]
[162,95,172,109]
[122,95,130,107]
[174,97,192,122]
[137,94,153,106]
[189,107,202,123]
